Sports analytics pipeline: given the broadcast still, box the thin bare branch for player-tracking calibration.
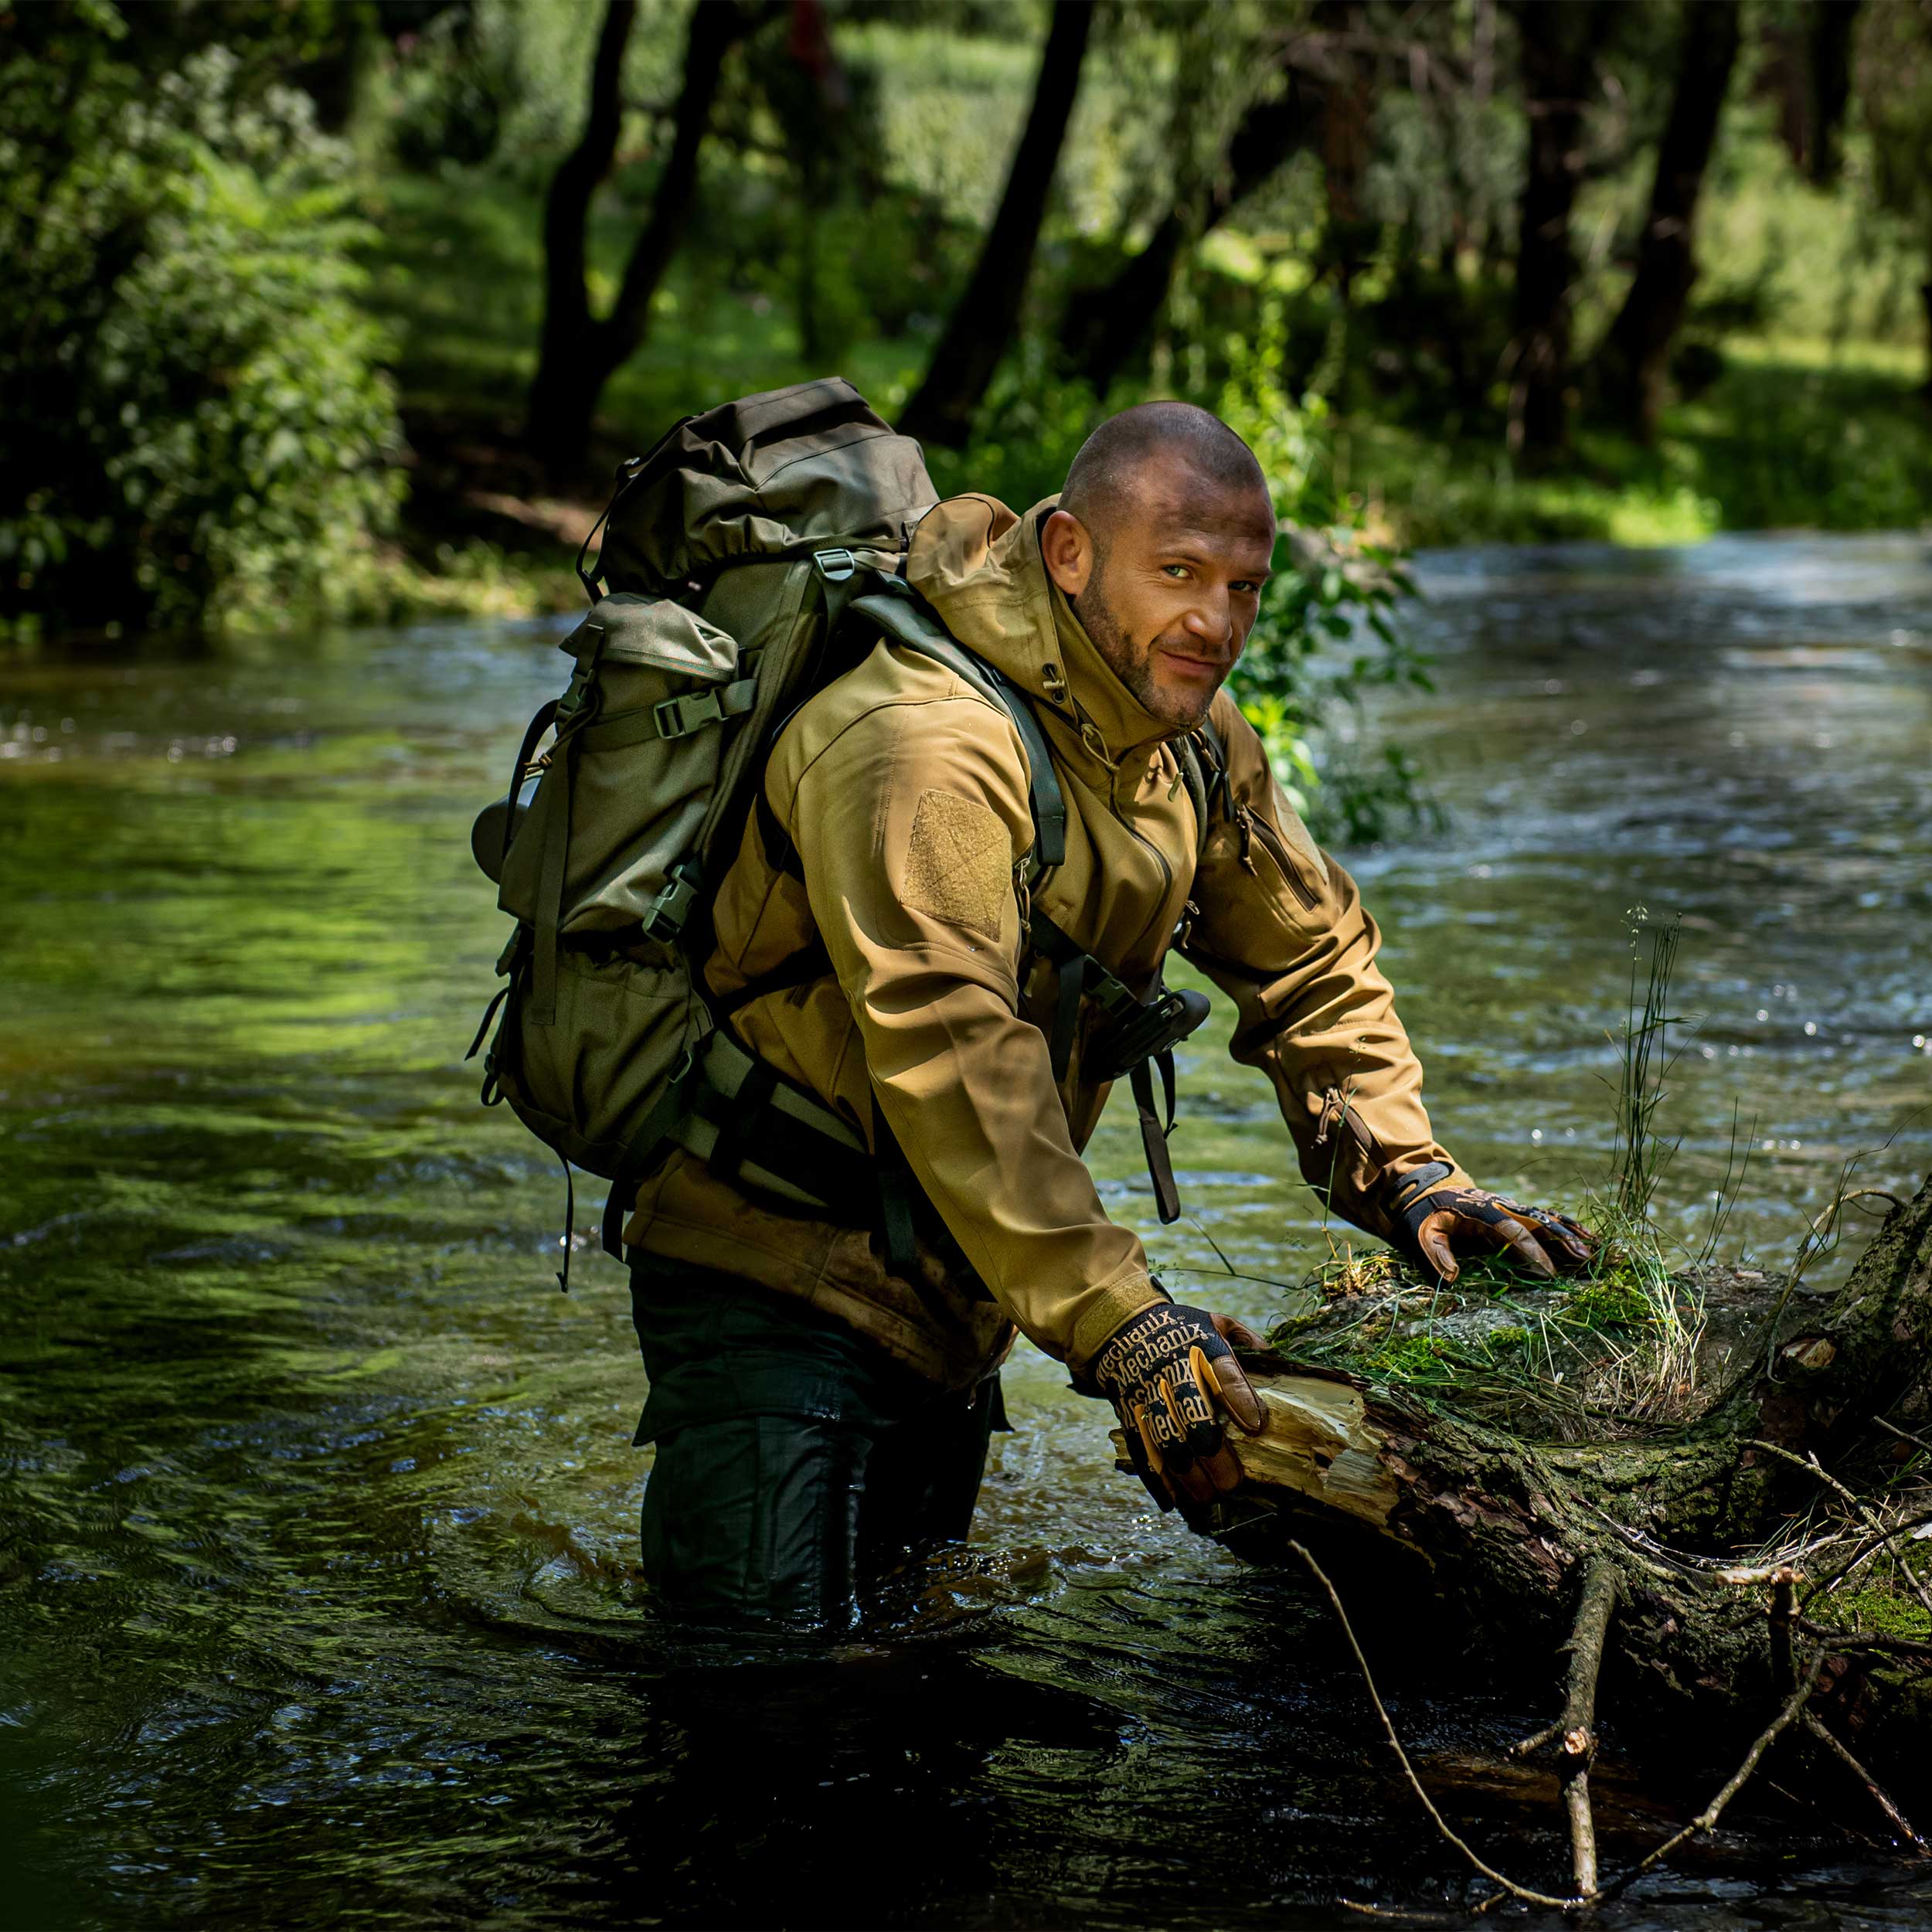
[1291,1540,1587,1912]
[1558,1559,1620,1896]
[1802,1712,1929,1855]
[1598,1647,1825,1900]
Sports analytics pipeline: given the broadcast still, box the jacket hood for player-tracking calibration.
[905,493,1175,761]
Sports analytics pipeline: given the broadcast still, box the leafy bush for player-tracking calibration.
[1214,304,1440,842]
[0,7,404,635]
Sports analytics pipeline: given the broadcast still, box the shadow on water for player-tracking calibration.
[3,537,1931,1926]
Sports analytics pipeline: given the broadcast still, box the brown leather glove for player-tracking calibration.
[1080,1300,1267,1509]
[1391,1166,1594,1285]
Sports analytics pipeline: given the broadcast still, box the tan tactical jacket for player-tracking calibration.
[625,494,1469,1388]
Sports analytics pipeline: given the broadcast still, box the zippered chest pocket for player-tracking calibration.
[1228,801,1325,914]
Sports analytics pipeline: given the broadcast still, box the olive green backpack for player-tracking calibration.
[469,379,972,1281]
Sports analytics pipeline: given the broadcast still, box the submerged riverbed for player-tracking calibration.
[3,534,1930,1928]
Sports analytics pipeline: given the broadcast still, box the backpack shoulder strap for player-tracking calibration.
[849,589,1066,876]
[1181,714,1233,862]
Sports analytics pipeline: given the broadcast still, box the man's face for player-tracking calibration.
[1043,456,1277,733]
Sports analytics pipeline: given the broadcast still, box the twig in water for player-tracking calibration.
[1556,1558,1619,1896]
[1289,1539,1587,1913]
[1801,1711,1929,1855]
[1596,1645,1826,1901]
[1747,1438,1932,1624]
[1512,1719,1563,1759]
[1874,1414,1932,1460]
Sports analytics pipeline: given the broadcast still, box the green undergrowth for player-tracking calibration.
[1346,343,1932,550]
[354,164,1932,631]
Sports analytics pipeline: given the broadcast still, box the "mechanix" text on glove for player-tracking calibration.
[1083,1299,1267,1509]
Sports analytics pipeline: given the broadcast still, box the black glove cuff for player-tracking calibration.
[1387,1160,1454,1223]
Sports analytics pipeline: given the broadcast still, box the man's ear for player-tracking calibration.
[1039,508,1094,597]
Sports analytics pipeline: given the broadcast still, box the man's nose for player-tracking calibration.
[1182,588,1234,653]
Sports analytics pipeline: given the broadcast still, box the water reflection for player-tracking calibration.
[2,534,1930,1926]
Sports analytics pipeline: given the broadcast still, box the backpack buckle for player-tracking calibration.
[556,664,597,725]
[642,859,702,943]
[813,547,857,583]
[653,694,704,739]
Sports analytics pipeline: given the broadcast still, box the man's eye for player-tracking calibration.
[1233,580,1261,595]
[1162,564,1189,580]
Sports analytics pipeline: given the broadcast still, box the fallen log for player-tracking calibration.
[1155,1165,1932,1893]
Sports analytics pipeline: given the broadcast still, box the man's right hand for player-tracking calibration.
[1082,1300,1268,1509]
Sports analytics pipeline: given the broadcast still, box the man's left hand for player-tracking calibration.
[1398,1185,1594,1285]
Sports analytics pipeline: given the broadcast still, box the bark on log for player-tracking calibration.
[1190,1167,1932,1809]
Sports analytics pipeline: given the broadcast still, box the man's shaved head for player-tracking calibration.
[1041,402,1277,732]
[1060,401,1269,549]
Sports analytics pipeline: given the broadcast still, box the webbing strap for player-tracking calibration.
[1026,909,1156,1086]
[573,678,756,753]
[501,700,558,876]
[1050,951,1085,1084]
[706,1057,776,1185]
[600,1052,701,1258]
[872,1097,920,1277]
[1131,1056,1183,1224]
[651,678,760,743]
[528,730,577,1028]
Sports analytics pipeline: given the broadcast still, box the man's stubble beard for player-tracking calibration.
[1071,570,1219,734]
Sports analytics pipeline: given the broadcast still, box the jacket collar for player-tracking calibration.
[906,492,1176,763]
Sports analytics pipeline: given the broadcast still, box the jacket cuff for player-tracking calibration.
[1066,1264,1168,1377]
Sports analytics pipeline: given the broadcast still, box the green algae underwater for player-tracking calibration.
[3,534,1931,1928]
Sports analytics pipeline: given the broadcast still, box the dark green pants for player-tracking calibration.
[630,1257,1004,1632]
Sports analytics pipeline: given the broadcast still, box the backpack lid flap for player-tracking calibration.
[560,593,737,682]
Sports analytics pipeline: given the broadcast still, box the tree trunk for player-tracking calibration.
[526,0,770,486]
[1594,0,1743,441]
[1807,0,1865,188]
[1315,0,1376,305]
[896,0,1095,451]
[1921,276,1932,401]
[1060,46,1327,399]
[1197,1168,1932,1817]
[1505,0,1611,464]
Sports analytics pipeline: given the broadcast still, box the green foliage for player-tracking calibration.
[1215,305,1440,842]
[0,7,403,634]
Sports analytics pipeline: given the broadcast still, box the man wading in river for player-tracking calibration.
[619,403,1592,1626]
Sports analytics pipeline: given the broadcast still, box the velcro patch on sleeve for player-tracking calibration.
[903,788,1012,941]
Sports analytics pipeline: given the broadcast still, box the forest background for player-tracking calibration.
[6,0,1932,828]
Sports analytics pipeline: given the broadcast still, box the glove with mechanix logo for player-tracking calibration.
[1389,1162,1595,1286]
[1079,1298,1268,1509]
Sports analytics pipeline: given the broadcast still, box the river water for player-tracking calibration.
[3,535,1930,1928]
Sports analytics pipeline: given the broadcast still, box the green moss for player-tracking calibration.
[1566,1277,1656,1328]
[1828,1583,1932,1641]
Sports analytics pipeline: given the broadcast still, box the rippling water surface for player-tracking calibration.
[3,535,1930,1928]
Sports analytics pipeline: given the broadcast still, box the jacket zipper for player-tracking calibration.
[1238,802,1321,913]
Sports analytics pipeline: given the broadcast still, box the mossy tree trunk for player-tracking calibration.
[1212,1167,1932,1791]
